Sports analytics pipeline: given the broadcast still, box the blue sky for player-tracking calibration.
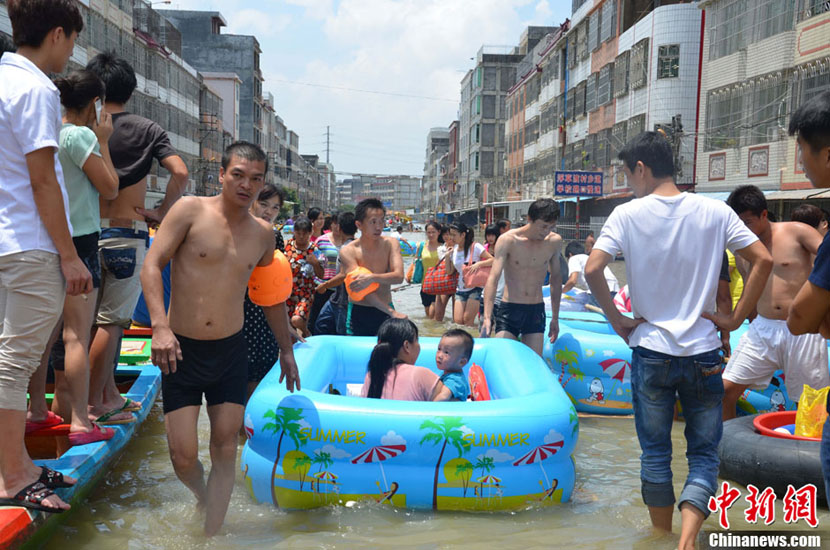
[166,0,572,177]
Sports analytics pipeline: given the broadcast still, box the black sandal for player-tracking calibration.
[0,481,65,513]
[39,467,73,489]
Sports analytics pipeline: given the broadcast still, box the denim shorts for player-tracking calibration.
[631,346,723,517]
[96,225,149,328]
[455,287,482,303]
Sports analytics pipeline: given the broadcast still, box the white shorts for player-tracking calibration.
[724,315,829,400]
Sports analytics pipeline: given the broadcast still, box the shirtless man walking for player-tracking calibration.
[339,198,406,336]
[140,142,299,536]
[481,198,562,357]
[722,184,826,419]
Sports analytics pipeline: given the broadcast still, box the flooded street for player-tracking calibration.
[45,233,829,549]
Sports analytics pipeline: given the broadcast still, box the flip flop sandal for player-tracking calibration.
[25,411,65,434]
[39,467,74,489]
[119,398,142,412]
[0,481,65,513]
[68,425,115,446]
[94,408,136,425]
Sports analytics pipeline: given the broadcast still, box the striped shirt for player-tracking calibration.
[314,233,340,282]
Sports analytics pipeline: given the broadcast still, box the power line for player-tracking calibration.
[269,78,457,103]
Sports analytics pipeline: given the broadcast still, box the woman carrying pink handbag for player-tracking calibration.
[444,222,494,327]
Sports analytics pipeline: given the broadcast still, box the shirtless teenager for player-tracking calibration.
[339,198,406,336]
[85,52,188,423]
[140,142,299,536]
[723,185,826,420]
[481,198,562,357]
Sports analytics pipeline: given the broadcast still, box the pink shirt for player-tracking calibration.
[361,363,439,401]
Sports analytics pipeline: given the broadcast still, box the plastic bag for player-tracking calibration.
[794,385,829,439]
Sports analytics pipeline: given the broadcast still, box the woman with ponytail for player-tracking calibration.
[360,318,445,401]
[33,70,121,444]
[444,222,493,326]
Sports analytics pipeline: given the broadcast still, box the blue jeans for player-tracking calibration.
[314,300,348,336]
[631,346,723,517]
[821,416,830,501]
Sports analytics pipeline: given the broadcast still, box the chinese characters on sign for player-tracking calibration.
[708,481,819,530]
[554,171,604,197]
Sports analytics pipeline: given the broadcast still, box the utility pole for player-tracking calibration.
[326,125,330,164]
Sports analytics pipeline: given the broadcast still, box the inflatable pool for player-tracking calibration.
[544,308,809,416]
[400,239,416,257]
[281,224,293,235]
[242,336,578,511]
[719,413,825,504]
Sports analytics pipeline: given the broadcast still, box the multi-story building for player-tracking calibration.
[423,128,450,214]
[202,72,241,141]
[696,0,830,197]
[0,0,231,205]
[503,1,704,228]
[159,10,265,147]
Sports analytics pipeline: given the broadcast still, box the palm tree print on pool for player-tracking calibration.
[554,347,579,385]
[419,416,470,510]
[262,406,306,506]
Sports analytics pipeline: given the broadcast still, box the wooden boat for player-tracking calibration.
[0,362,160,548]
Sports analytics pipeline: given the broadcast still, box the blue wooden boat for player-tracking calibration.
[0,363,161,548]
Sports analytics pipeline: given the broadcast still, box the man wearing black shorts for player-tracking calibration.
[140,142,299,536]
[481,198,562,357]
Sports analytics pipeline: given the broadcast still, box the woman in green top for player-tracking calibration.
[420,221,443,319]
[39,70,120,445]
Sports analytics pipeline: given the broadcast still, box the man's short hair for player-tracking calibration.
[293,216,312,233]
[727,185,767,217]
[565,240,585,257]
[355,198,385,222]
[527,198,560,223]
[789,90,830,154]
[85,52,137,105]
[618,131,675,179]
[222,141,268,173]
[8,0,83,48]
[791,203,823,229]
[442,328,474,362]
[338,211,357,236]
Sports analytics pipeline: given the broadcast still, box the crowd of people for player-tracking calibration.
[4,1,830,548]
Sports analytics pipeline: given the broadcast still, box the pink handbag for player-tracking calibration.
[462,263,491,289]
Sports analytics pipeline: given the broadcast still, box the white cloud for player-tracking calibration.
[298,419,312,430]
[603,350,615,357]
[228,9,291,36]
[459,425,475,439]
[476,448,515,463]
[380,430,406,446]
[543,429,563,445]
[285,0,334,19]
[314,444,351,459]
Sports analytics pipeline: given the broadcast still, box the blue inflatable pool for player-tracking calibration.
[400,239,416,256]
[242,336,577,511]
[544,309,810,416]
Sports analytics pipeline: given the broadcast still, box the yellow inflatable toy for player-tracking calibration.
[248,250,292,306]
[345,266,379,301]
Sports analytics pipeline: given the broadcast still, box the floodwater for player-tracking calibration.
[44,233,830,549]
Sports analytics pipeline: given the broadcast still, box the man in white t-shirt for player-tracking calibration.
[562,240,619,295]
[584,132,772,550]
[0,0,91,514]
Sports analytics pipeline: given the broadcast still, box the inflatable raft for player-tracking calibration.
[242,336,577,511]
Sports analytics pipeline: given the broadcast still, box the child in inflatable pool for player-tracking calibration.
[432,329,473,401]
[361,318,447,401]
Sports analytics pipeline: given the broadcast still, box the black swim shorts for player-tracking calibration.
[161,330,248,414]
[347,302,391,336]
[494,302,546,338]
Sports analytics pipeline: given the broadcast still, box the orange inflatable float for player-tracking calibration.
[248,250,293,306]
[345,267,379,301]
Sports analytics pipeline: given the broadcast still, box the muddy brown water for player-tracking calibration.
[44,233,828,549]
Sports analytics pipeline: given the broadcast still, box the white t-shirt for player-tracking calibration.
[568,253,620,293]
[452,242,486,292]
[594,193,757,356]
[0,53,71,257]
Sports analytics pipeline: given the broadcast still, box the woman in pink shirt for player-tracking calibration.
[361,319,445,401]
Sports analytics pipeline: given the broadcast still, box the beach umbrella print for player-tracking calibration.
[351,444,406,492]
[599,357,631,397]
[512,440,564,491]
[311,471,338,500]
[477,474,502,502]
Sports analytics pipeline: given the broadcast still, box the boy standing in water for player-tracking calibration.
[481,198,562,357]
[785,90,830,509]
[141,142,299,536]
[585,132,772,550]
[339,198,406,336]
[722,185,825,419]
